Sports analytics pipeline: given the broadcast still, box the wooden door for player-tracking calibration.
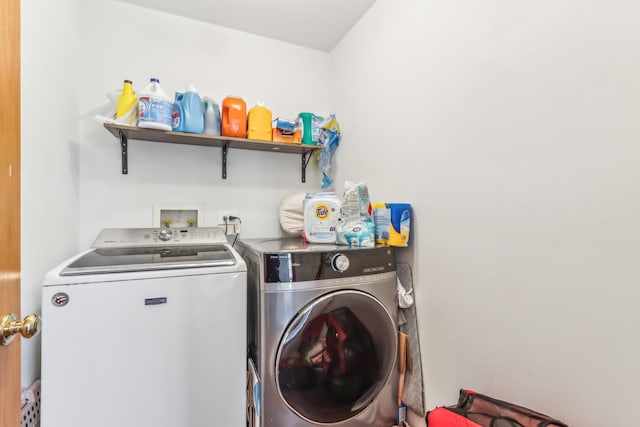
[0,0,22,426]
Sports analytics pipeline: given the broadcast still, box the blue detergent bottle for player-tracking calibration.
[172,92,185,132]
[172,83,204,134]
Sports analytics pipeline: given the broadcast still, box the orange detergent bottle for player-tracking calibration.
[222,96,247,138]
[247,101,272,141]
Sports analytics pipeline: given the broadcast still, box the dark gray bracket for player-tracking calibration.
[222,143,312,182]
[222,142,230,179]
[302,151,313,183]
[119,130,128,174]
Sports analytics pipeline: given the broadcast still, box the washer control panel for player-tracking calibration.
[92,227,228,248]
[158,229,173,241]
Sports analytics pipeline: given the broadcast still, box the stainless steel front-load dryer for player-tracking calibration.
[238,238,398,426]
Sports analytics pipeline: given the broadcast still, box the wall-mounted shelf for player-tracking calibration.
[103,123,322,182]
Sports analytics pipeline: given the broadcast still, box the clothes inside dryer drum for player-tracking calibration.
[275,290,396,424]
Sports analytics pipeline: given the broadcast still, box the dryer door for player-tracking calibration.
[275,290,396,424]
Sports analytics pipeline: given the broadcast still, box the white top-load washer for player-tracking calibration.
[41,227,247,427]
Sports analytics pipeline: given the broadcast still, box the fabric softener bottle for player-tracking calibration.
[173,83,204,134]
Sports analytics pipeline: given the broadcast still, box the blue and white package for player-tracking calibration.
[336,181,376,247]
[316,115,340,189]
[139,96,172,127]
[336,218,376,247]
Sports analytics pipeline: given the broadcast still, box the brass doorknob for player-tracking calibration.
[1,313,41,346]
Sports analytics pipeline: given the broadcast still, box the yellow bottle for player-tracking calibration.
[116,80,137,118]
[247,101,272,141]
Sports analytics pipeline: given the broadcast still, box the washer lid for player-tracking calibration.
[60,244,236,276]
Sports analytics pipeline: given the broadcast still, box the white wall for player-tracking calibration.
[21,0,80,387]
[331,1,640,426]
[24,2,640,425]
[75,0,331,247]
[20,0,330,390]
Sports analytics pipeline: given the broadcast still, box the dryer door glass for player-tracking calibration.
[275,290,396,423]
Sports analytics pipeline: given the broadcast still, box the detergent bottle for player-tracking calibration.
[221,96,247,138]
[116,80,137,119]
[247,101,272,141]
[172,92,185,132]
[172,83,204,134]
[138,78,173,131]
[299,112,325,145]
[203,97,221,136]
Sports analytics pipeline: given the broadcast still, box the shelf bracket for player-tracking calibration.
[302,151,313,183]
[222,142,230,179]
[119,130,128,175]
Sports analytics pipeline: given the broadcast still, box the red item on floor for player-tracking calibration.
[426,389,568,427]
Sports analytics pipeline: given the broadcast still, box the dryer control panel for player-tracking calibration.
[264,247,396,283]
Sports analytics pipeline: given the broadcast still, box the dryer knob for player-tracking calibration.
[331,253,350,272]
[158,229,173,241]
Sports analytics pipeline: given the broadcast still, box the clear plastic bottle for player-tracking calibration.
[138,78,173,131]
[203,97,221,136]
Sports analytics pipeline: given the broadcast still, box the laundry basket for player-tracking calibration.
[21,380,41,427]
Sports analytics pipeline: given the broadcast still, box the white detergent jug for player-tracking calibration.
[138,78,173,131]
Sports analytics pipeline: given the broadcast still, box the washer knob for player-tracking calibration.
[158,229,173,241]
[331,253,350,272]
